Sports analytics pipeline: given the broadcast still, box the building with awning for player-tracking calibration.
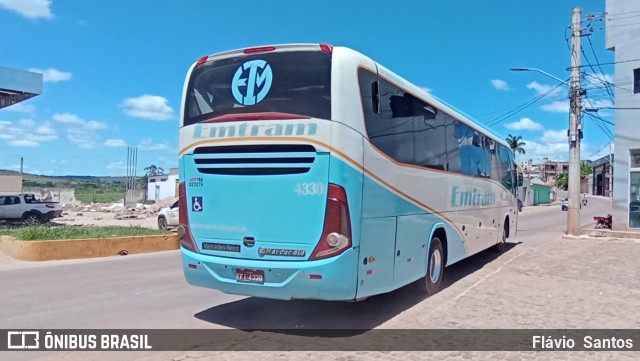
[0,66,43,192]
[0,66,43,109]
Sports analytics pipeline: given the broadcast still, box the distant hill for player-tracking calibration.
[0,169,129,184]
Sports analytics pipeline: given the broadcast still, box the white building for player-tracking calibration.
[606,0,640,230]
[146,168,179,202]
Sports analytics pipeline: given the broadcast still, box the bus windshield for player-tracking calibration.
[184,50,332,126]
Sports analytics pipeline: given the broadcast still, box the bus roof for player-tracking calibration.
[191,43,511,149]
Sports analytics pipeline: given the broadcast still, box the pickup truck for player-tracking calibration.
[0,194,63,223]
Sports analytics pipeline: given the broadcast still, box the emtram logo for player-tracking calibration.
[231,60,273,106]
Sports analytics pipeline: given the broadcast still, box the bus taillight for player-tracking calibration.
[319,44,333,54]
[178,182,199,253]
[195,56,208,67]
[244,46,276,54]
[310,184,352,260]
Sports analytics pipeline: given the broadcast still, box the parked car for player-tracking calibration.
[517,198,523,212]
[562,198,569,211]
[0,193,63,223]
[157,201,179,230]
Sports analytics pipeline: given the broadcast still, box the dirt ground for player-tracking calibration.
[52,197,178,230]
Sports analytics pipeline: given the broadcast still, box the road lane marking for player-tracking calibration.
[453,253,523,301]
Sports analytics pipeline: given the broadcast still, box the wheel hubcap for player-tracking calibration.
[430,249,442,283]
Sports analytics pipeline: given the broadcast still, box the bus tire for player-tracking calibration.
[492,224,508,253]
[416,236,444,295]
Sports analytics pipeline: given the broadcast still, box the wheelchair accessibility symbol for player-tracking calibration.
[192,196,203,212]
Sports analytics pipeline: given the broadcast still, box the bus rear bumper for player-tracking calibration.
[181,247,358,301]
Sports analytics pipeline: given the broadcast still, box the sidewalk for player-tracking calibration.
[126,233,640,360]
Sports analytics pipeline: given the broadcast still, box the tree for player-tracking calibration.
[144,165,165,177]
[556,172,568,190]
[581,161,593,178]
[138,165,165,196]
[506,134,526,155]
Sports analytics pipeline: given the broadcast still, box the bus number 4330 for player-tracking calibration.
[294,182,324,196]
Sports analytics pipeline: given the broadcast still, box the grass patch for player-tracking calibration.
[0,224,170,241]
[75,192,124,204]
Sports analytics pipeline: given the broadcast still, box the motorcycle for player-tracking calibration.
[594,214,612,229]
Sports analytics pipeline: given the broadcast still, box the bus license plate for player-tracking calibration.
[236,269,264,284]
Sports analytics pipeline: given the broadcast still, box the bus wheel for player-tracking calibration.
[492,224,508,253]
[416,236,444,295]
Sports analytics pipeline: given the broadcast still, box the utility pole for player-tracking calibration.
[567,7,582,236]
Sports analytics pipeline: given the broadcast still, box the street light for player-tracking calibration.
[510,64,583,236]
[509,67,570,86]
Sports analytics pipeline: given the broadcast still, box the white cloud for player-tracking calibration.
[107,161,127,170]
[491,79,509,90]
[8,139,39,147]
[0,118,57,146]
[104,139,127,148]
[53,113,82,124]
[138,138,170,151]
[29,68,71,83]
[504,117,543,131]
[53,113,107,149]
[540,100,569,113]
[539,129,567,144]
[5,103,36,114]
[587,98,614,108]
[527,81,564,97]
[121,95,174,121]
[522,140,569,160]
[0,0,52,19]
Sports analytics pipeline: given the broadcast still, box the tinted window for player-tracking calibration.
[185,51,332,126]
[447,120,490,177]
[497,144,515,193]
[359,69,514,190]
[2,196,20,205]
[359,69,443,170]
[634,68,640,94]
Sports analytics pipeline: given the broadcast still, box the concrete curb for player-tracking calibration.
[0,234,179,261]
[561,234,640,243]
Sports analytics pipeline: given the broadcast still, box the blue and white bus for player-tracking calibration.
[178,44,519,301]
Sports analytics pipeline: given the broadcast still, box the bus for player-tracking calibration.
[178,44,519,301]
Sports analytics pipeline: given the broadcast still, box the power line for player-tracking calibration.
[583,112,614,140]
[585,36,615,102]
[605,10,640,17]
[569,58,640,68]
[582,72,632,93]
[485,82,566,128]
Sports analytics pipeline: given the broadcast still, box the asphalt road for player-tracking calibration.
[0,196,613,361]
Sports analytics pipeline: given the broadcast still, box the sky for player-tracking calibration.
[0,0,616,176]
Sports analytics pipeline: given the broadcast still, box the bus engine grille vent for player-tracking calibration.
[192,144,316,175]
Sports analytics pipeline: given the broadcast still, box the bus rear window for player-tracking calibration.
[184,51,332,126]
